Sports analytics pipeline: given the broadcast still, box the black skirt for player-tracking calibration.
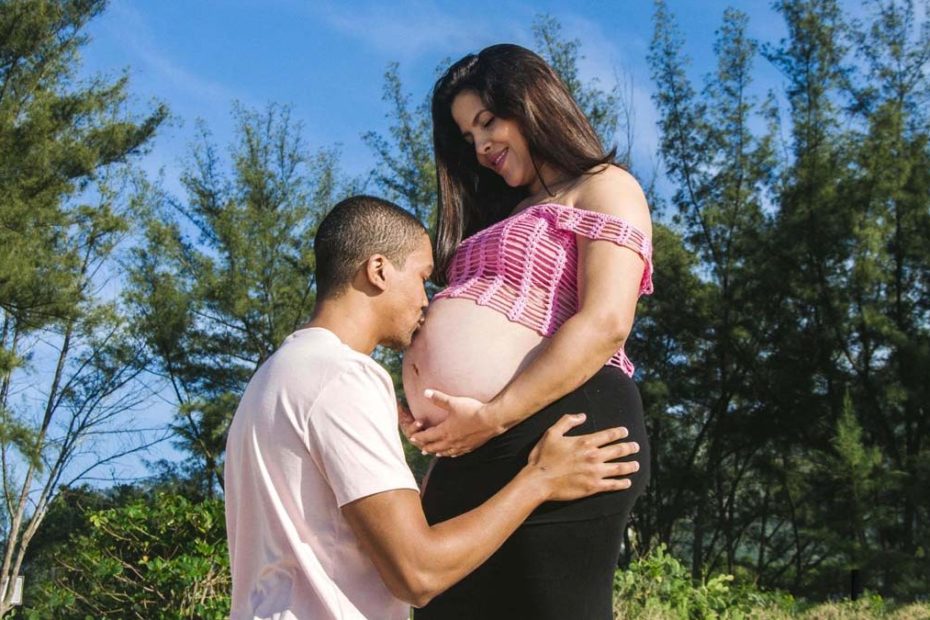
[416,366,650,619]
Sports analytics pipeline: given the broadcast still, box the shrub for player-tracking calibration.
[20,493,230,619]
[613,545,794,619]
[612,548,930,619]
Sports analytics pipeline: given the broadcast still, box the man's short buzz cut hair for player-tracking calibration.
[314,195,428,300]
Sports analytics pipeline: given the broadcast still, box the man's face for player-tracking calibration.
[382,233,433,351]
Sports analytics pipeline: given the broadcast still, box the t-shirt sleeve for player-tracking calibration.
[306,361,419,507]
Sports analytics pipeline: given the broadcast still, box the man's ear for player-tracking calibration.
[363,254,391,292]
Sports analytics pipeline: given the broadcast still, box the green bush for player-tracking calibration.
[20,493,230,619]
[612,547,930,619]
[613,545,795,619]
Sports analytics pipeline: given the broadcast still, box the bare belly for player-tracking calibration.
[402,297,547,426]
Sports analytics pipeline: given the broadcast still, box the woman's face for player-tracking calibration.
[450,90,543,194]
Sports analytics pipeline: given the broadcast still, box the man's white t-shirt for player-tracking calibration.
[225,327,419,619]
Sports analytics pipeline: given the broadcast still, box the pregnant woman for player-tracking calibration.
[402,44,653,619]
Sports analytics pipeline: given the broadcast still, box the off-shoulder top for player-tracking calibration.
[433,203,653,377]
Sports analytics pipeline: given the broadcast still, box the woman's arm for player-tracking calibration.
[409,167,652,456]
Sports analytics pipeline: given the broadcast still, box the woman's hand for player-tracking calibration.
[407,389,503,457]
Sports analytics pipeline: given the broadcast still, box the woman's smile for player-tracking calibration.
[489,148,507,170]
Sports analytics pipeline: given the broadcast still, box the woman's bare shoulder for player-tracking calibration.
[572,165,652,235]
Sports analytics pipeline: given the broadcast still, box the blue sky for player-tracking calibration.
[78,0,815,195]
[71,0,861,478]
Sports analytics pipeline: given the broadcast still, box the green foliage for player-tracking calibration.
[0,0,166,328]
[0,0,166,615]
[644,0,930,597]
[645,0,780,584]
[612,549,930,619]
[613,545,795,620]
[362,63,437,229]
[21,492,229,619]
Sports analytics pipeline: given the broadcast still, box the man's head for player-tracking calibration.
[314,195,432,349]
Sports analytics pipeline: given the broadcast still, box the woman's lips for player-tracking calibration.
[490,148,507,170]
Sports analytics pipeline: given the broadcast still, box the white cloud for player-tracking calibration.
[305,0,530,61]
[313,0,476,58]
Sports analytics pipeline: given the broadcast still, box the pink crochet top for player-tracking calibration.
[434,203,654,377]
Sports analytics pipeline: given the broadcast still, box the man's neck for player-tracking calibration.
[305,298,380,355]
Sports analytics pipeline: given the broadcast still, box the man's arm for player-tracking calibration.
[342,413,639,607]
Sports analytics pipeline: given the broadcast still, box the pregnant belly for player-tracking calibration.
[402,297,547,427]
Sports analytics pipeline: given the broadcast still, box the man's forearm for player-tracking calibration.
[344,416,634,607]
[414,464,550,599]
[344,464,551,608]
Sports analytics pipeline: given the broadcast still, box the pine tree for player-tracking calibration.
[648,0,777,579]
[362,63,437,229]
[0,0,166,614]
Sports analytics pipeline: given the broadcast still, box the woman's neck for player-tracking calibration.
[518,168,577,212]
[527,161,570,196]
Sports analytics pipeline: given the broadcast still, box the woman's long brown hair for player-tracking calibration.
[431,43,616,284]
